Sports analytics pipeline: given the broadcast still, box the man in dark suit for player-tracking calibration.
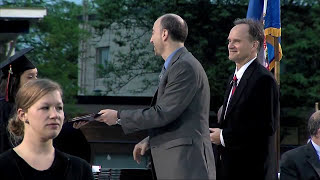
[280,111,320,180]
[210,18,279,180]
[96,13,216,179]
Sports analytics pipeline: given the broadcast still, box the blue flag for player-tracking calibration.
[247,0,282,70]
[246,0,264,20]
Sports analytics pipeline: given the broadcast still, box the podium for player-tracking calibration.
[80,121,154,179]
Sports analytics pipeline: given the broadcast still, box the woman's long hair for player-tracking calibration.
[7,79,63,146]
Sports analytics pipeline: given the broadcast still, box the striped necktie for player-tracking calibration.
[159,66,166,82]
[231,75,238,96]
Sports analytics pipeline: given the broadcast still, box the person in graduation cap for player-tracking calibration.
[0,47,38,153]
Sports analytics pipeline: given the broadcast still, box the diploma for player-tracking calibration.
[69,113,101,122]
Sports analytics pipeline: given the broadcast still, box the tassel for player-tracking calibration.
[5,65,12,102]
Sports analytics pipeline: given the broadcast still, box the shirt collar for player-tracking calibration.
[311,140,320,160]
[234,57,256,83]
[164,47,183,70]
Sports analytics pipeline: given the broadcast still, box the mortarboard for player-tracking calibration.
[0,47,35,76]
[0,47,35,102]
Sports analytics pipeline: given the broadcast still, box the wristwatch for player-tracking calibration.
[116,118,122,125]
[116,111,121,125]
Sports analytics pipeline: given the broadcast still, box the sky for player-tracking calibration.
[68,0,82,5]
[0,0,83,5]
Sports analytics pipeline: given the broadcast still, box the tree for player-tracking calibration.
[89,0,163,95]
[26,0,82,103]
[279,3,320,142]
[2,0,84,116]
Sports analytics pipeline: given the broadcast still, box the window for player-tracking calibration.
[96,47,110,68]
[96,47,110,78]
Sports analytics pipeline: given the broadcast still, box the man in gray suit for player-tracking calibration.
[96,13,216,179]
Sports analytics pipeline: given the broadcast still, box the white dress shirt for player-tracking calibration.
[220,57,256,147]
[311,140,320,160]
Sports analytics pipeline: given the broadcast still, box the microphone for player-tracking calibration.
[230,79,236,85]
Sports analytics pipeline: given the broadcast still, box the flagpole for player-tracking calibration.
[264,0,281,173]
[274,38,280,85]
[274,36,280,174]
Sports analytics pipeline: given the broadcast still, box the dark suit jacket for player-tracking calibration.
[119,47,216,179]
[218,60,279,180]
[280,142,320,180]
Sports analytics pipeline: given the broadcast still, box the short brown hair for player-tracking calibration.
[308,111,320,137]
[160,14,188,43]
[234,18,264,52]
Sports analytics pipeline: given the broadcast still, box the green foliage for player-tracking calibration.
[13,0,83,105]
[281,5,320,107]
[280,4,320,126]
[90,0,165,95]
[2,0,84,116]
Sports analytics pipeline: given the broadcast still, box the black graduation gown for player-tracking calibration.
[0,98,14,154]
[0,149,94,180]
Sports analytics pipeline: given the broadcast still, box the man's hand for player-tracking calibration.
[133,137,149,164]
[209,128,221,145]
[95,109,118,126]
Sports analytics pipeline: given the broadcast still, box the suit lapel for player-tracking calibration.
[225,60,258,117]
[167,47,188,70]
[157,47,187,86]
[220,75,233,123]
[306,142,320,177]
[154,47,188,104]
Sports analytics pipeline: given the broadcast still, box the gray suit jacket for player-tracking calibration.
[120,47,216,179]
[280,142,320,180]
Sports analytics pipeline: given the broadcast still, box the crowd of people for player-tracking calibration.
[0,12,315,180]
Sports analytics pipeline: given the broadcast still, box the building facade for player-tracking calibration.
[78,20,159,97]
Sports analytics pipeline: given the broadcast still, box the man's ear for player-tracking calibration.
[252,40,259,50]
[17,108,27,123]
[316,129,320,138]
[162,29,168,41]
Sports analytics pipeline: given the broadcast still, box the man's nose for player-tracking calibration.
[228,42,234,49]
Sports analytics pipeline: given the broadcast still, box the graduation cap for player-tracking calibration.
[0,47,35,76]
[0,47,35,102]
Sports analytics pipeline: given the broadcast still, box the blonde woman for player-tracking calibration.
[0,79,93,180]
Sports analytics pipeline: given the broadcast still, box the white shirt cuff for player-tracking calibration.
[220,129,225,147]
